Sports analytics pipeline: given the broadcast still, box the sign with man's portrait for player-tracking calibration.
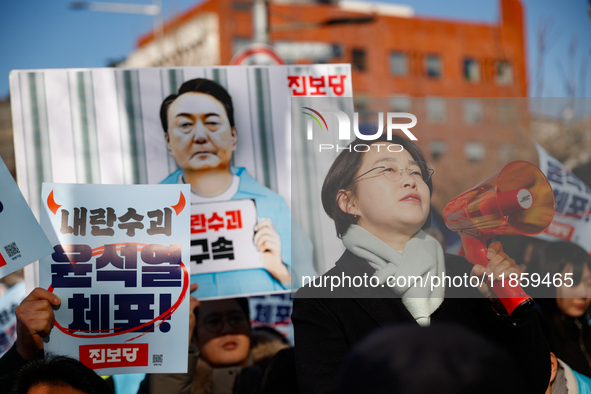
[10,64,353,299]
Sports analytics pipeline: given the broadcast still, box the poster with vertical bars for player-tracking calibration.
[10,64,353,298]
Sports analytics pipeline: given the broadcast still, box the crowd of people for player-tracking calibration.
[2,79,591,394]
[2,243,591,394]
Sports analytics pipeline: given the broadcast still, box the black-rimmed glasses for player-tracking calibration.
[198,312,249,334]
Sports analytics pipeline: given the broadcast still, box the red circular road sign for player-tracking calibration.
[230,44,285,66]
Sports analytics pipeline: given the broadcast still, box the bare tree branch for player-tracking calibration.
[534,19,560,97]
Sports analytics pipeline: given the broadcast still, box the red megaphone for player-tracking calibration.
[443,161,555,317]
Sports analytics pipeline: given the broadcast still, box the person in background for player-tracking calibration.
[546,352,591,394]
[529,241,591,377]
[141,284,286,394]
[0,288,60,387]
[335,324,525,394]
[10,354,113,394]
[496,234,549,273]
[0,287,112,394]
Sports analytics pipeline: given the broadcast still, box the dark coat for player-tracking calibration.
[292,250,551,394]
[537,310,591,378]
[0,344,30,389]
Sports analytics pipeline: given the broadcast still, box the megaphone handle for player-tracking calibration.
[461,236,533,317]
[492,280,533,316]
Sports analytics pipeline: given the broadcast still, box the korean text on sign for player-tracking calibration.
[40,183,191,375]
[189,199,262,274]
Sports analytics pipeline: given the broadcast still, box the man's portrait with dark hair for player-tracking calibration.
[160,78,316,298]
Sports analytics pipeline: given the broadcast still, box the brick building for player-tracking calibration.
[124,0,527,97]
[122,0,533,212]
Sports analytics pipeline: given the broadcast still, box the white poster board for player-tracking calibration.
[190,200,261,273]
[39,183,190,374]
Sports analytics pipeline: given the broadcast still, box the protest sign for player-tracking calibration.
[39,183,190,374]
[190,200,261,273]
[535,142,591,252]
[11,64,352,298]
[0,281,26,357]
[0,156,52,278]
[249,293,294,344]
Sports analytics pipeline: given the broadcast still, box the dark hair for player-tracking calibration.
[160,78,235,133]
[10,354,113,394]
[335,323,524,394]
[321,133,433,238]
[528,241,591,305]
[494,235,548,268]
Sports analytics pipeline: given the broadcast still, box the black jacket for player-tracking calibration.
[0,344,30,389]
[537,310,591,378]
[292,250,551,394]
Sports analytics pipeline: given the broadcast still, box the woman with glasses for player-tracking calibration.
[292,134,550,394]
[140,285,255,394]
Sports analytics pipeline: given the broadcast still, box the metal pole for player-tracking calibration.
[253,0,269,44]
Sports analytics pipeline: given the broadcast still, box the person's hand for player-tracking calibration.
[471,241,520,312]
[188,283,200,347]
[15,288,61,360]
[254,219,290,285]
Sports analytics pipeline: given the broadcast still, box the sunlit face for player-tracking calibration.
[196,299,251,368]
[343,145,431,238]
[556,263,591,318]
[166,92,237,173]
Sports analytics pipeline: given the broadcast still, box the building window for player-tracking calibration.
[390,52,408,76]
[390,95,411,112]
[463,99,483,124]
[499,143,515,163]
[426,97,446,123]
[425,55,442,78]
[352,49,366,71]
[430,141,448,161]
[465,142,485,161]
[464,58,480,82]
[496,61,513,85]
[233,1,251,10]
[498,101,515,124]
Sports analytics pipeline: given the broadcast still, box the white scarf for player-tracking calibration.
[342,225,445,326]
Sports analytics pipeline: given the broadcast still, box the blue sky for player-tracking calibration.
[0,0,589,98]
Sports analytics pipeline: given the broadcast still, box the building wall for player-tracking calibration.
[130,0,527,98]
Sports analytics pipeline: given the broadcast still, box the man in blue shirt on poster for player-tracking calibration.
[160,78,315,298]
